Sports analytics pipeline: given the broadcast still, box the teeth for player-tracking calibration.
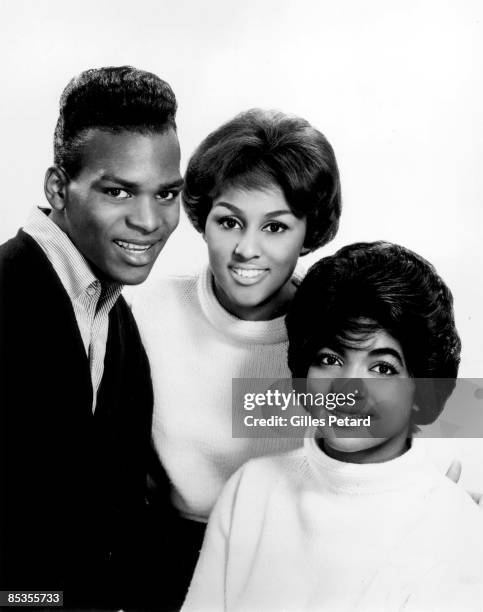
[116,240,151,253]
[232,268,265,278]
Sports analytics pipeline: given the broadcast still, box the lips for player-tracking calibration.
[113,238,161,267]
[229,266,269,285]
[114,240,154,253]
[330,399,372,419]
[231,267,267,278]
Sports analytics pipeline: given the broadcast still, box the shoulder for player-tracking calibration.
[227,447,307,498]
[207,448,307,537]
[131,271,201,315]
[245,446,306,472]
[402,473,483,607]
[0,230,42,268]
[421,467,483,543]
[438,475,483,521]
[0,231,53,298]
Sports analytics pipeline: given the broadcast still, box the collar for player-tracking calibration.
[304,432,432,495]
[23,206,122,305]
[196,265,300,345]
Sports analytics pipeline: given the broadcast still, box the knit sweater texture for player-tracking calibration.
[183,437,483,611]
[132,267,303,521]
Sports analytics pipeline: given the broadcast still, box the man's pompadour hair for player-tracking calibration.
[54,65,177,177]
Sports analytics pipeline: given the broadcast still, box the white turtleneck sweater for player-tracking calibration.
[131,267,302,521]
[183,437,483,611]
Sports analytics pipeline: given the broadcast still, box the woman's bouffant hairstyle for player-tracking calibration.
[54,65,177,178]
[286,242,461,425]
[182,109,341,253]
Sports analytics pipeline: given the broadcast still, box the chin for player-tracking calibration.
[122,272,151,285]
[235,295,266,308]
[234,286,270,303]
[110,266,152,285]
[325,437,379,454]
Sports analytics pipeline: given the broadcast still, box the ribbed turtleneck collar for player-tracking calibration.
[196,266,291,345]
[304,433,431,495]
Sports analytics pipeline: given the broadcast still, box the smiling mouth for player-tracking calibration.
[114,240,154,253]
[230,267,268,279]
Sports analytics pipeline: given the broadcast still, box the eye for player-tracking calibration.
[262,221,288,233]
[157,190,179,202]
[313,352,343,368]
[105,188,130,199]
[218,216,242,230]
[370,362,399,376]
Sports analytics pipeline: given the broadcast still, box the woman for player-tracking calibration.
[183,242,482,611]
[132,108,341,591]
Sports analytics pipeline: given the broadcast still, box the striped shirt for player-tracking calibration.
[23,207,123,412]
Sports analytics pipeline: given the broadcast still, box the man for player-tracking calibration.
[0,66,183,609]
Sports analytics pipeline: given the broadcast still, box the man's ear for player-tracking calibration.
[44,166,69,212]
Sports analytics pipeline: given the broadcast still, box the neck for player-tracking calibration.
[305,434,428,496]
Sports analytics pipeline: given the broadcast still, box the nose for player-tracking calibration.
[233,229,260,260]
[126,197,161,234]
[330,377,367,400]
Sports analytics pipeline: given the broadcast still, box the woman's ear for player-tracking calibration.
[44,166,69,212]
[300,246,311,256]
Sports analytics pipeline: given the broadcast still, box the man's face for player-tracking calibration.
[56,128,182,284]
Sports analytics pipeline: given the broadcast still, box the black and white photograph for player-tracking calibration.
[0,1,482,610]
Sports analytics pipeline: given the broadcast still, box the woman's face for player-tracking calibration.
[204,184,307,320]
[307,328,416,463]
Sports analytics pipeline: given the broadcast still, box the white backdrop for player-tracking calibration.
[1,0,482,482]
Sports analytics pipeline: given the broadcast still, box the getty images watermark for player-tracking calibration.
[231,378,483,438]
[243,387,368,428]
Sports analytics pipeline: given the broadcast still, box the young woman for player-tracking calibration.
[132,108,341,589]
[183,242,483,611]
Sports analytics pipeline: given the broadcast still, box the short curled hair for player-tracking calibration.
[286,242,461,425]
[183,109,341,253]
[54,65,177,177]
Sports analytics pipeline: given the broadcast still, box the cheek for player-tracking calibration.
[163,203,180,230]
[268,232,306,268]
[67,195,112,236]
[265,241,300,271]
[387,382,415,415]
[67,209,97,244]
[205,229,234,262]
[376,392,414,430]
[306,371,333,395]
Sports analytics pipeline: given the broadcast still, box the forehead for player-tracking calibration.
[327,328,403,354]
[212,184,293,215]
[76,128,181,181]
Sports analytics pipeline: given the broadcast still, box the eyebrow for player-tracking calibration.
[317,345,405,367]
[369,348,405,366]
[212,202,294,219]
[97,174,184,190]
